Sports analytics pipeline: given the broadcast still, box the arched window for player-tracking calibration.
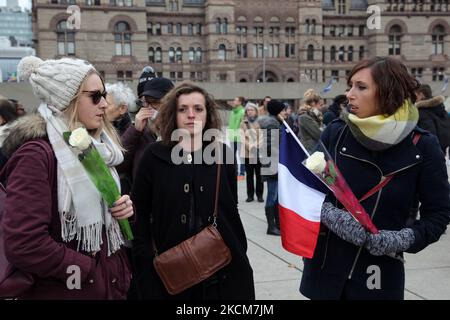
[188,23,193,36]
[218,44,226,61]
[155,23,161,35]
[222,18,228,34]
[189,47,195,62]
[176,47,182,62]
[155,47,162,63]
[195,47,202,62]
[148,47,155,63]
[338,46,345,61]
[305,19,310,34]
[196,23,202,35]
[432,24,446,55]
[169,47,175,63]
[114,21,131,56]
[330,46,336,62]
[56,20,75,56]
[176,23,182,35]
[307,44,314,61]
[167,23,173,34]
[388,25,402,55]
[311,19,316,34]
[147,22,153,34]
[216,18,221,34]
[348,46,353,62]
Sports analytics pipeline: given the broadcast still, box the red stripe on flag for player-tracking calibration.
[279,204,320,259]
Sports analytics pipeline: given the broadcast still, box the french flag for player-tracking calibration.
[278,123,328,258]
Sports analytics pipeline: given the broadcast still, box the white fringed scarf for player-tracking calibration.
[38,103,125,256]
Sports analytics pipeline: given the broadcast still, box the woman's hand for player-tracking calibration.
[110,195,134,220]
[134,107,157,132]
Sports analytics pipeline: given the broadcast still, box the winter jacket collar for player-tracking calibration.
[336,121,424,176]
[415,95,445,109]
[2,113,47,157]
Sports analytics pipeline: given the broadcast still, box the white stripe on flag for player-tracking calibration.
[278,163,326,223]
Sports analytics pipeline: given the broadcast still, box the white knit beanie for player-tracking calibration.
[17,56,96,111]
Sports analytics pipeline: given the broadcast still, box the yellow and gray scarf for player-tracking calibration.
[343,100,419,151]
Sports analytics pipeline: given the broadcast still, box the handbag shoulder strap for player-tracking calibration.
[359,132,421,202]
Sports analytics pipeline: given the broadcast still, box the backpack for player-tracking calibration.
[0,140,55,299]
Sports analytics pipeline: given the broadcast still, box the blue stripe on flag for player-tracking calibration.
[279,124,329,194]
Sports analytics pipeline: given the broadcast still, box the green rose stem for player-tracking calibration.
[79,145,134,241]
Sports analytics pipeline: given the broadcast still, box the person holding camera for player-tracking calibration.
[116,75,174,193]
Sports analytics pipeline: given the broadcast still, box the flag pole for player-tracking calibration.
[277,114,311,156]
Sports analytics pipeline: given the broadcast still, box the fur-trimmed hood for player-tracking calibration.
[2,113,47,157]
[415,95,445,109]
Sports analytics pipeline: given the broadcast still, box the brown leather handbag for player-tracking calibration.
[153,163,232,295]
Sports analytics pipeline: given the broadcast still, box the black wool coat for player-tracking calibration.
[300,119,450,300]
[131,142,255,300]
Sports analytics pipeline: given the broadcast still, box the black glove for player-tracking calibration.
[364,228,415,256]
[321,202,368,246]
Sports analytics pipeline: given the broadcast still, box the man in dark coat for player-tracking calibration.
[415,84,450,153]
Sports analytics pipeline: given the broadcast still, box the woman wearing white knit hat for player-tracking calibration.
[0,56,133,299]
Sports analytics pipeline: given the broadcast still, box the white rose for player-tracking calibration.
[305,151,326,174]
[69,127,91,151]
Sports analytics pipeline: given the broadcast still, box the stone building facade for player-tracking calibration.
[32,0,450,84]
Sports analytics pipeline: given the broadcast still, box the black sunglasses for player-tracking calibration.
[83,90,107,105]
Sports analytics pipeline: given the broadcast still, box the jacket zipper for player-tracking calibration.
[341,153,421,279]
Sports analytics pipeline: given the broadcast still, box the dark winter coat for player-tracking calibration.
[131,142,255,300]
[112,112,132,136]
[300,119,450,300]
[116,125,157,195]
[323,102,341,126]
[416,95,450,153]
[258,115,281,181]
[297,110,322,154]
[1,114,132,300]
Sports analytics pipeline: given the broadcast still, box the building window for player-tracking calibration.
[216,18,221,34]
[170,72,176,80]
[147,22,153,34]
[359,25,365,37]
[169,0,178,11]
[85,0,100,5]
[330,25,336,36]
[155,23,161,35]
[189,47,195,62]
[195,47,202,62]
[330,46,336,62]
[331,70,339,82]
[155,47,162,62]
[411,67,423,79]
[114,21,132,56]
[337,0,346,14]
[432,67,445,81]
[196,23,202,35]
[432,24,446,55]
[218,44,226,61]
[176,47,182,62]
[167,23,173,34]
[188,23,193,36]
[348,46,353,62]
[169,47,175,63]
[56,20,75,56]
[176,23,182,36]
[285,44,295,58]
[307,44,314,61]
[222,18,228,34]
[237,43,248,58]
[177,72,183,80]
[117,70,133,82]
[347,25,353,37]
[269,44,279,58]
[110,0,133,6]
[359,45,364,60]
[148,47,155,63]
[338,46,345,62]
[305,19,310,34]
[388,25,402,55]
[218,73,227,81]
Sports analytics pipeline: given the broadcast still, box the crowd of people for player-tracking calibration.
[0,55,449,300]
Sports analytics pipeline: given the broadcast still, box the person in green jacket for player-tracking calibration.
[228,96,246,177]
